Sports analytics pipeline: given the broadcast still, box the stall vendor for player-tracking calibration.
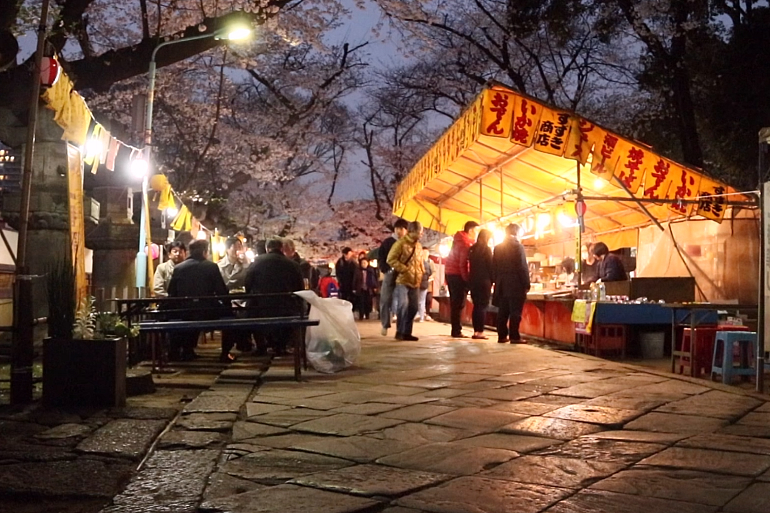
[581,242,600,284]
[592,242,627,282]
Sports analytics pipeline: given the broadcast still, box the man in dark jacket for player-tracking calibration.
[168,239,230,361]
[377,218,408,336]
[444,220,479,338]
[335,247,358,306]
[492,223,530,344]
[282,238,319,292]
[245,237,304,354]
[592,242,628,282]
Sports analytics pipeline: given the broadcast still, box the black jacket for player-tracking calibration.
[245,250,304,316]
[291,252,319,292]
[469,242,493,292]
[492,236,531,306]
[378,236,397,273]
[599,253,627,282]
[335,257,357,293]
[167,256,229,319]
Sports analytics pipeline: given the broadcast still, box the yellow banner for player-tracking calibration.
[511,95,542,147]
[613,141,648,194]
[590,129,618,180]
[42,68,90,146]
[565,118,597,164]
[480,89,514,138]
[641,157,677,203]
[67,145,87,306]
[532,109,572,156]
[696,176,728,223]
[667,165,702,217]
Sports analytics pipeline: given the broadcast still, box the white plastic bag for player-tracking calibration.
[294,291,361,373]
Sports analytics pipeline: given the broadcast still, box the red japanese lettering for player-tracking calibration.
[643,158,670,199]
[485,92,510,135]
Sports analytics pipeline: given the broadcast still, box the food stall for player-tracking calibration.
[394,83,757,356]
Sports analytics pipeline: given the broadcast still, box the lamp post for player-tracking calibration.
[135,25,251,291]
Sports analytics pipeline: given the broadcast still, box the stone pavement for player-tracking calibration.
[4,319,770,513]
[92,319,770,513]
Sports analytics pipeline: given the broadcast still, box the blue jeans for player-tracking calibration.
[417,288,429,320]
[394,284,419,336]
[379,271,397,328]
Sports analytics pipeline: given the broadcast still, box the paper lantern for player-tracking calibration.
[40,57,60,87]
[149,174,169,192]
[146,243,160,260]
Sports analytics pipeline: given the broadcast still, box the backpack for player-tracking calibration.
[326,280,339,298]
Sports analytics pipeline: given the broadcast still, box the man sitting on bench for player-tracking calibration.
[168,239,233,362]
[244,237,305,355]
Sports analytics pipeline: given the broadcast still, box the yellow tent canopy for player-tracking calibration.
[393,85,738,248]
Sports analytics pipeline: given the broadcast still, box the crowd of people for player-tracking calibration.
[150,215,544,361]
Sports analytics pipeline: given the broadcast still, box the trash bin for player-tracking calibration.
[640,331,665,359]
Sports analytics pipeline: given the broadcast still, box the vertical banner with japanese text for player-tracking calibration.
[66,144,87,306]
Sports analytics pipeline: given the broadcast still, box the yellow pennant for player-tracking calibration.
[480,89,514,138]
[695,177,727,223]
[511,95,543,147]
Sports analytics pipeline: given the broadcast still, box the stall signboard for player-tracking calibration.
[393,85,736,235]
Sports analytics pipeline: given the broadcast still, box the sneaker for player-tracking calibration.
[510,339,526,344]
[381,327,388,336]
[402,334,419,341]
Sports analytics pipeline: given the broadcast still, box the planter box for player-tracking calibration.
[43,337,127,409]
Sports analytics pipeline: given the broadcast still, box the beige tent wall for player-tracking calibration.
[636,208,759,303]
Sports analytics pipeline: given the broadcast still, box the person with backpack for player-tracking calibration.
[318,268,340,298]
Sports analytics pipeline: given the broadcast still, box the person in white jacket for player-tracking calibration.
[153,241,186,297]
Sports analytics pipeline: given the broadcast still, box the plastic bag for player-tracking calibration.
[294,291,361,373]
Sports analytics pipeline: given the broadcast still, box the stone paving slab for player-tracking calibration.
[548,382,630,398]
[584,392,685,411]
[623,412,729,434]
[0,459,133,498]
[158,430,225,449]
[458,385,548,402]
[380,404,457,422]
[676,432,770,455]
[501,416,604,440]
[482,455,625,489]
[543,489,717,513]
[331,402,406,415]
[271,397,347,410]
[486,400,564,416]
[245,403,293,417]
[76,419,168,460]
[590,468,751,506]
[376,442,518,475]
[426,408,525,431]
[183,389,252,414]
[370,422,473,444]
[202,471,266,501]
[291,412,404,436]
[177,413,238,432]
[452,433,560,453]
[241,433,328,449]
[103,449,219,513]
[291,435,419,463]
[432,396,502,409]
[533,437,666,465]
[544,404,642,427]
[718,423,770,438]
[638,447,770,476]
[723,482,770,513]
[232,421,289,440]
[587,430,688,444]
[396,476,571,513]
[199,483,379,513]
[291,463,452,497]
[34,423,92,439]
[247,408,334,428]
[630,380,711,396]
[735,411,770,425]
[221,449,353,484]
[367,384,430,396]
[654,390,763,420]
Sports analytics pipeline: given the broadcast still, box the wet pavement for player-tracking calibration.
[2,319,770,513]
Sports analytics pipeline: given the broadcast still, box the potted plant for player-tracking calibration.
[43,255,129,409]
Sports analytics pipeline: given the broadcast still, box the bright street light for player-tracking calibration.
[135,23,252,291]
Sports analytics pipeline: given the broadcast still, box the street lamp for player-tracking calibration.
[135,24,252,291]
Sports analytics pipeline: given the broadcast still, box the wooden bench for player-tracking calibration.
[116,293,317,380]
[138,316,319,380]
